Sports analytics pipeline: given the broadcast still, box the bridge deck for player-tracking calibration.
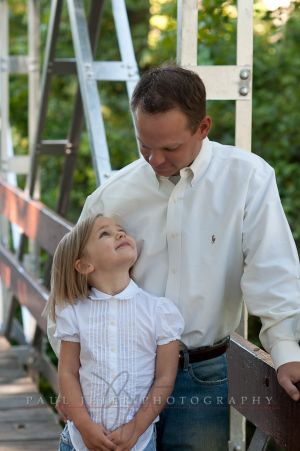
[0,337,61,450]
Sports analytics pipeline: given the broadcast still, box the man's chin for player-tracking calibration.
[153,167,176,177]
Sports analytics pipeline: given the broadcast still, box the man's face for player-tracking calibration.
[134,107,211,177]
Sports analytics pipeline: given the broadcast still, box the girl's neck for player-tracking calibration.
[89,271,131,296]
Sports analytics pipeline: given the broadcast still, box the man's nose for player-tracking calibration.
[148,150,165,167]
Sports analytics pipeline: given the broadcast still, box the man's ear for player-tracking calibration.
[75,259,94,275]
[197,115,212,139]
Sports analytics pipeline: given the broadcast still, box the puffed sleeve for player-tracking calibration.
[54,303,80,343]
[156,297,185,345]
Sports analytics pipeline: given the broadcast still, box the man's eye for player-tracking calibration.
[164,147,178,152]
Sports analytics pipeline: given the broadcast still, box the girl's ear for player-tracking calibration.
[75,259,94,275]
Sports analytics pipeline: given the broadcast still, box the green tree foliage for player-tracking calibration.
[252,2,300,246]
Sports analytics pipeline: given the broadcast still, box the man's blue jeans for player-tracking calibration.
[156,353,229,451]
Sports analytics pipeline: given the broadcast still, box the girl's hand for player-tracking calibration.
[79,421,116,451]
[108,420,140,450]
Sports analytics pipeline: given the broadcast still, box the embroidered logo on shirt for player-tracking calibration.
[211,235,216,244]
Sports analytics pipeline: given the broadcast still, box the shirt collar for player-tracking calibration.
[182,137,212,186]
[89,279,140,301]
[154,137,212,188]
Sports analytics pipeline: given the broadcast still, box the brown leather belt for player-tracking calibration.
[178,336,230,369]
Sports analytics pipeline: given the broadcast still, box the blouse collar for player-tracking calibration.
[88,279,140,301]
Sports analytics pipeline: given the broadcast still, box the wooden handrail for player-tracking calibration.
[228,333,300,450]
[0,244,48,333]
[0,179,72,254]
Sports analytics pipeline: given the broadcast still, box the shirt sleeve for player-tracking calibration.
[47,316,61,357]
[78,185,104,222]
[156,297,185,345]
[241,165,300,369]
[54,304,80,343]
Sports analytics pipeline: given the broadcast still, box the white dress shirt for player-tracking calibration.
[54,280,184,451]
[75,138,300,370]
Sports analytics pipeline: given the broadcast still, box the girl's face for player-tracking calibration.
[81,217,137,272]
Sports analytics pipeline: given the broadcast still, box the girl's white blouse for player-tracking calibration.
[55,279,184,451]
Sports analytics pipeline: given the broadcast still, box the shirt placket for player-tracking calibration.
[165,173,188,302]
[106,298,119,426]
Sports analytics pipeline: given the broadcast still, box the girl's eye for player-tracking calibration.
[99,231,109,238]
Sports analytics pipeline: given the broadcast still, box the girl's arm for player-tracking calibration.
[108,340,179,450]
[59,341,115,451]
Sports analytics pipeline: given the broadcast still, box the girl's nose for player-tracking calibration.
[116,230,126,239]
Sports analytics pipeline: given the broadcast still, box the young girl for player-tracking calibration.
[47,214,184,451]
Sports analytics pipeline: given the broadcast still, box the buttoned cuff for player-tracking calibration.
[270,340,300,370]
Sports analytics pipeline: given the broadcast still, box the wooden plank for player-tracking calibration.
[0,380,37,396]
[0,420,61,441]
[0,337,62,448]
[0,337,10,351]
[0,356,20,369]
[0,180,72,255]
[0,340,26,382]
[0,392,44,409]
[0,406,57,423]
[228,333,300,450]
[0,440,59,450]
[0,370,27,383]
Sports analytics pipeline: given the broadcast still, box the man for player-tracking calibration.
[51,65,300,450]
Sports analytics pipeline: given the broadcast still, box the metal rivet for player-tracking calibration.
[233,446,242,451]
[65,143,73,155]
[239,86,249,96]
[240,69,250,80]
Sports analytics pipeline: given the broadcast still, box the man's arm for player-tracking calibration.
[108,340,179,450]
[59,341,115,450]
[241,166,300,400]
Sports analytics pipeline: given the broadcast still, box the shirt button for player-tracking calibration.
[172,268,176,274]
[110,320,116,326]
[111,347,116,353]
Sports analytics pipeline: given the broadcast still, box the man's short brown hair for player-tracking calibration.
[131,64,206,132]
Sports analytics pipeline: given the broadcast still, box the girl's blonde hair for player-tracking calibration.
[46,214,102,321]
